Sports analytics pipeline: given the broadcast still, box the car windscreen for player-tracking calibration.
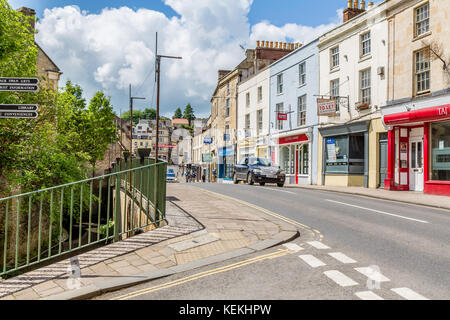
[249,158,271,166]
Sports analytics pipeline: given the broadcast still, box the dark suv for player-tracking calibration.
[233,157,286,187]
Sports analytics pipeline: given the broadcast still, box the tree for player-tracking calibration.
[142,108,156,120]
[84,92,117,175]
[173,107,183,119]
[183,104,195,125]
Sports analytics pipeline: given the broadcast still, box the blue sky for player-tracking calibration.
[10,0,346,28]
[7,0,357,117]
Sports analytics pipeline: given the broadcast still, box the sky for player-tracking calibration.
[7,0,368,118]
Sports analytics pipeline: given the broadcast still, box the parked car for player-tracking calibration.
[166,169,178,183]
[233,157,286,187]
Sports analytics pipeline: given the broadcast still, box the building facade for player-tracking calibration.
[269,39,320,185]
[317,0,388,189]
[381,0,450,196]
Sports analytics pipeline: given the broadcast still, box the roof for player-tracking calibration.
[172,119,189,125]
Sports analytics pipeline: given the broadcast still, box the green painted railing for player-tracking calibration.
[0,159,167,278]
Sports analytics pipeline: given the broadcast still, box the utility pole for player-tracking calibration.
[154,32,182,223]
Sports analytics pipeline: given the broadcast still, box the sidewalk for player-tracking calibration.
[286,184,450,210]
[0,184,300,300]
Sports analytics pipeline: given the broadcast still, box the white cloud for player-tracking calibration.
[35,1,341,118]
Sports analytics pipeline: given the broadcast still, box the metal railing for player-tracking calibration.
[0,159,167,278]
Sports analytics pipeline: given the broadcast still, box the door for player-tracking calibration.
[295,149,299,184]
[379,134,388,188]
[409,138,424,192]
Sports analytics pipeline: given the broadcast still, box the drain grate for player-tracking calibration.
[166,196,180,202]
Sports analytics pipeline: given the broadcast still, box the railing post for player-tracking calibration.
[114,174,121,242]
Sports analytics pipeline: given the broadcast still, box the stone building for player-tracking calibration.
[17,7,62,90]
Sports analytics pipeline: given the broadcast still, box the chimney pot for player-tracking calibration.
[368,1,374,9]
[270,41,273,48]
[360,0,365,10]
[265,41,269,47]
[256,40,260,47]
[348,0,353,8]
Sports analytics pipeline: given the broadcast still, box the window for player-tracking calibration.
[325,134,365,174]
[276,103,284,130]
[361,32,371,56]
[245,114,250,129]
[297,95,306,127]
[330,79,340,112]
[226,98,230,117]
[277,74,283,94]
[257,109,263,135]
[431,121,450,181]
[415,48,430,94]
[299,62,306,86]
[246,92,250,108]
[257,86,262,103]
[227,83,230,95]
[360,69,371,104]
[298,144,309,175]
[415,3,430,37]
[331,46,339,69]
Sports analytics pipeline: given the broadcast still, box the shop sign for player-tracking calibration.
[279,134,308,145]
[277,113,288,121]
[317,99,337,116]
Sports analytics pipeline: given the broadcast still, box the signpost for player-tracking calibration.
[0,111,38,119]
[0,78,40,118]
[317,98,337,117]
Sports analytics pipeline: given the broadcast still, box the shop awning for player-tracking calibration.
[383,104,450,126]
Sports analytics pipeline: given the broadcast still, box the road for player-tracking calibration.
[99,183,450,300]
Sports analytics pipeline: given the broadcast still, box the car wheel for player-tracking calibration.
[259,182,265,186]
[277,182,284,188]
[247,172,255,185]
[233,173,239,184]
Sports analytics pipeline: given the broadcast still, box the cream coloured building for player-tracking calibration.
[317,0,389,189]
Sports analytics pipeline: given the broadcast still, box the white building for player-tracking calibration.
[237,67,271,160]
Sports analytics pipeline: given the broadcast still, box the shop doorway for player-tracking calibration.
[379,133,388,188]
[409,137,424,192]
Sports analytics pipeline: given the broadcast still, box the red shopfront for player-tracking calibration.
[383,104,450,196]
[278,133,310,185]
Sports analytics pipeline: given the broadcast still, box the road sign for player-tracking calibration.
[0,77,39,84]
[0,84,39,92]
[0,111,38,119]
[204,137,213,144]
[0,104,39,111]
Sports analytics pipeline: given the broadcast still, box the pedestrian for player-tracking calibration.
[185,171,189,183]
[202,174,206,183]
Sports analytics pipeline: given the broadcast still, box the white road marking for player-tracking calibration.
[298,255,326,268]
[283,243,303,252]
[328,252,357,264]
[257,186,296,194]
[323,270,358,287]
[355,267,390,282]
[325,199,429,224]
[355,291,384,300]
[307,241,330,249]
[391,287,429,300]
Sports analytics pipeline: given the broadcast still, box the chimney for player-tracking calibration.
[16,7,36,37]
[218,70,231,81]
[343,0,365,22]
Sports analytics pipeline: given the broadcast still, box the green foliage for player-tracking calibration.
[173,107,183,119]
[121,107,156,123]
[183,104,195,125]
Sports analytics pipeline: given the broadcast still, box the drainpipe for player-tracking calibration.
[364,130,369,188]
[321,135,326,186]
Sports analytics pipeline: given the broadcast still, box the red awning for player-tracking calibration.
[383,104,450,126]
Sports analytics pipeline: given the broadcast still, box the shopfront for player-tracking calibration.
[277,133,310,185]
[319,121,370,187]
[218,145,235,180]
[383,104,450,196]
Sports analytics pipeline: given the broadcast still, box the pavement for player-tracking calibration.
[286,184,450,210]
[0,184,299,300]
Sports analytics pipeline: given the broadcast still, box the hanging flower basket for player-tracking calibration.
[356,103,370,111]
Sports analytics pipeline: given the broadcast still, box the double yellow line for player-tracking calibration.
[111,249,291,300]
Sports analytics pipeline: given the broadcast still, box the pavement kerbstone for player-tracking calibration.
[247,238,285,251]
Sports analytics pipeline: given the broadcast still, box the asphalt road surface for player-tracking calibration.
[99,182,450,300]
